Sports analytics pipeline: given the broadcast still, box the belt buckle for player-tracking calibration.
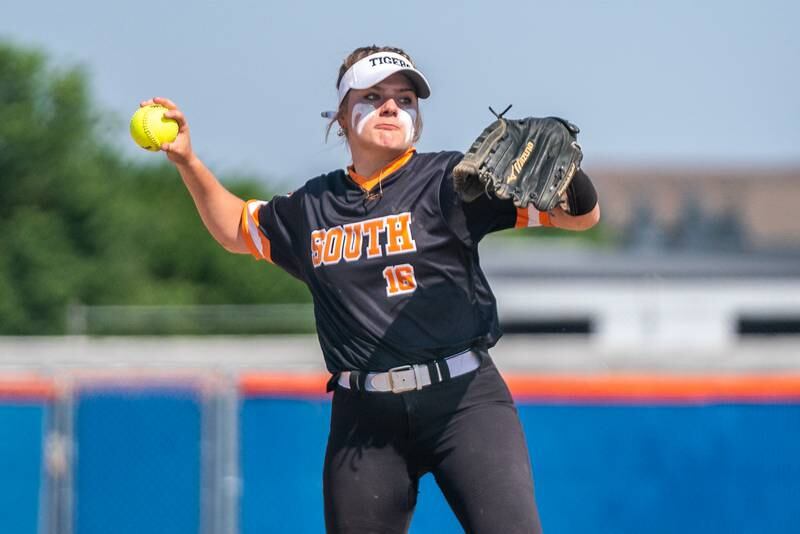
[387,365,416,393]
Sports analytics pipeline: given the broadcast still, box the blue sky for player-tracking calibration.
[2,0,798,186]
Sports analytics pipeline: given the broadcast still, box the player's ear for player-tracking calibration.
[412,111,424,143]
[336,99,347,127]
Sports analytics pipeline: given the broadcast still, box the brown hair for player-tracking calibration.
[326,45,423,143]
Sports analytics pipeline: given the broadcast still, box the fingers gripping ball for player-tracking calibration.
[130,104,179,151]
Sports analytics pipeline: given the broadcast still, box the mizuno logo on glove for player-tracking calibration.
[507,141,535,183]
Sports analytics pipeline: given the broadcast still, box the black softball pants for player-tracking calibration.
[323,356,542,534]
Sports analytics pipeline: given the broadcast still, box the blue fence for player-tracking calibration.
[0,401,48,534]
[521,404,800,534]
[238,398,800,534]
[2,378,800,533]
[73,385,203,534]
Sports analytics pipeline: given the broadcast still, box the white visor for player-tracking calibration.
[336,52,431,106]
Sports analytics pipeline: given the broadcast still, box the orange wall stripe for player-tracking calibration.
[0,377,56,400]
[239,372,800,403]
[504,373,800,403]
[3,373,795,403]
[240,372,331,397]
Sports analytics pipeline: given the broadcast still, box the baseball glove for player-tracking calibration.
[452,107,583,212]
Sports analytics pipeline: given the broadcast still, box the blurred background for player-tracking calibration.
[1,1,799,533]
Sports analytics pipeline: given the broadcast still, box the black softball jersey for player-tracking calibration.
[241,149,550,373]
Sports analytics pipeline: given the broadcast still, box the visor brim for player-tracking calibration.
[350,68,431,99]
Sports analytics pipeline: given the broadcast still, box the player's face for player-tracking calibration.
[344,73,419,153]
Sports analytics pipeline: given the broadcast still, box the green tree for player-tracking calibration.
[0,41,308,334]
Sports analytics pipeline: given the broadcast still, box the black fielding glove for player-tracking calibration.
[452,110,583,212]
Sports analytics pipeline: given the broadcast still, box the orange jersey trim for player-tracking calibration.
[241,200,273,262]
[515,207,529,228]
[347,147,416,192]
[515,206,552,228]
[239,371,800,404]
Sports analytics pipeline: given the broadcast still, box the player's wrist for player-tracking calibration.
[173,151,202,170]
[515,205,554,228]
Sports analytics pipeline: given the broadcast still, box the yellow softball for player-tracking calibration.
[130,104,179,151]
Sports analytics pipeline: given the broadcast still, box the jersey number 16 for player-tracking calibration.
[382,264,417,297]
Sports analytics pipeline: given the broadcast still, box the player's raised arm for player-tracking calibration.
[132,97,249,254]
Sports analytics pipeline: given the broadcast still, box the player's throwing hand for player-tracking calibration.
[138,96,194,165]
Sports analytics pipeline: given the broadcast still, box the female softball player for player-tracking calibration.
[147,45,600,534]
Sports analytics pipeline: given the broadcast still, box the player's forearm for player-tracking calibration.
[548,169,600,231]
[549,202,600,231]
[174,155,247,253]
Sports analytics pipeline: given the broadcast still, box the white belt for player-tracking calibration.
[337,349,482,393]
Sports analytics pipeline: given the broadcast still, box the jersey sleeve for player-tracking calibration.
[240,193,306,281]
[439,153,552,246]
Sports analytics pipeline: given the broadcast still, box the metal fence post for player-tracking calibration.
[200,373,240,534]
[42,379,74,534]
